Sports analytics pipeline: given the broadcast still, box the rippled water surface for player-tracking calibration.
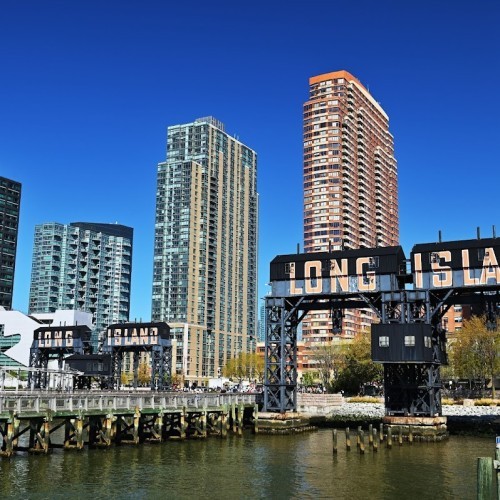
[0,430,496,499]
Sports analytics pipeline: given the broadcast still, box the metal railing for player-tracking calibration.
[0,391,257,416]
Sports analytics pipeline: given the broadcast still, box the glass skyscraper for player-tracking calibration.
[29,222,133,345]
[0,176,21,310]
[152,117,258,384]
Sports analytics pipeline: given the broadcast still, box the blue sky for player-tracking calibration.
[1,0,499,320]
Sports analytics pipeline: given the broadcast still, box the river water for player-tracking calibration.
[0,430,496,499]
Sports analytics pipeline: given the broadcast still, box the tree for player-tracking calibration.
[223,352,264,382]
[330,330,383,395]
[301,371,317,387]
[309,342,347,391]
[449,315,499,398]
[138,362,151,386]
[121,371,132,387]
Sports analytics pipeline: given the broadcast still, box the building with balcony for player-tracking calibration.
[152,116,258,384]
[0,176,21,309]
[302,70,399,341]
[28,222,133,345]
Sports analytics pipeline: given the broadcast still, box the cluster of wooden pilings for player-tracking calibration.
[0,392,258,457]
[331,422,448,454]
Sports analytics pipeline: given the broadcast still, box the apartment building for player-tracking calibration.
[29,222,133,345]
[152,117,258,384]
[0,176,21,309]
[303,70,399,341]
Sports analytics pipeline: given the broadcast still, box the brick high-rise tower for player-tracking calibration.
[303,70,399,339]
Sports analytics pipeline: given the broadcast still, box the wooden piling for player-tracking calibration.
[359,430,365,454]
[180,407,186,440]
[345,427,351,451]
[4,420,14,457]
[379,422,384,442]
[332,429,337,454]
[133,409,140,444]
[398,428,403,446]
[373,428,378,452]
[12,418,20,448]
[237,405,244,436]
[231,404,236,434]
[154,413,163,442]
[368,424,373,446]
[477,457,493,499]
[408,425,413,445]
[201,411,207,438]
[357,426,361,448]
[253,404,259,434]
[387,427,392,449]
[75,417,84,449]
[220,408,227,438]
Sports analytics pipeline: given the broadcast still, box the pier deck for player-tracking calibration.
[0,391,259,456]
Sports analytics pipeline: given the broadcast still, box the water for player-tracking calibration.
[0,430,496,499]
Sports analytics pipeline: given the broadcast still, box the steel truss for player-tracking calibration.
[105,344,172,391]
[29,348,88,390]
[264,286,499,416]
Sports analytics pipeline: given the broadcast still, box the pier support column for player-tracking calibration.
[29,417,51,454]
[201,411,207,438]
[237,405,244,436]
[75,417,84,449]
[12,417,20,449]
[2,419,15,457]
[102,414,113,446]
[253,404,259,434]
[180,407,187,440]
[231,404,236,434]
[154,412,163,442]
[133,408,141,444]
[221,407,227,438]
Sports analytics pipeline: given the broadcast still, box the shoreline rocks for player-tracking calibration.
[307,403,500,434]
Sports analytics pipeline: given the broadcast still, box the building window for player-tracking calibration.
[379,336,389,347]
[404,336,415,347]
[424,336,432,348]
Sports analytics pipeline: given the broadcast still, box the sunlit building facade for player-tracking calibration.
[303,70,399,341]
[152,117,258,384]
[29,222,133,345]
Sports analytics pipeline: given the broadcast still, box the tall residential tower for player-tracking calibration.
[29,222,133,344]
[152,117,258,384]
[0,176,21,309]
[303,70,399,339]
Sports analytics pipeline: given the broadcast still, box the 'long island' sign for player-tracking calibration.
[269,238,500,297]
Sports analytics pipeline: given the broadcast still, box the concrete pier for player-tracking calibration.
[383,416,448,441]
[258,412,317,434]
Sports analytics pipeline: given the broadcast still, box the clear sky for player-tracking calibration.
[1,0,499,320]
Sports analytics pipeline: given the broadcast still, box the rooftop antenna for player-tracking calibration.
[297,243,300,254]
[438,230,442,243]
[477,227,481,240]
[493,225,496,238]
